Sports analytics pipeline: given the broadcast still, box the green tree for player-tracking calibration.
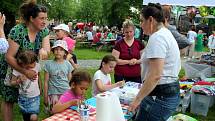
[0,0,23,14]
[40,0,143,26]
[0,0,23,36]
[129,0,143,25]
[102,0,126,26]
[75,0,103,24]
[41,0,77,22]
[102,0,142,27]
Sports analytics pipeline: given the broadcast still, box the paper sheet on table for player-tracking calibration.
[110,86,139,97]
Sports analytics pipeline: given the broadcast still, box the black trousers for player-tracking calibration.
[114,74,141,83]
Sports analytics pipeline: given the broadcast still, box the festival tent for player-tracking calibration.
[143,0,215,7]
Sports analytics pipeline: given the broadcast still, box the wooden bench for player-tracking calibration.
[78,41,92,48]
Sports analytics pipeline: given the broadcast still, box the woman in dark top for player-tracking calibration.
[112,19,144,83]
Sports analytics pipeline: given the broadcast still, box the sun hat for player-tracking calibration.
[53,24,70,33]
[52,40,68,52]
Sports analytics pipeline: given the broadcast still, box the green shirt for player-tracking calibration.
[0,23,49,78]
[8,23,49,54]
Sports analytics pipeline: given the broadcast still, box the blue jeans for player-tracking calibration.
[18,95,40,114]
[135,83,180,121]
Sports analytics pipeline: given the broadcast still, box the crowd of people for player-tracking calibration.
[0,1,214,121]
[48,18,143,52]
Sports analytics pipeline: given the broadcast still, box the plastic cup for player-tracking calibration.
[79,105,90,121]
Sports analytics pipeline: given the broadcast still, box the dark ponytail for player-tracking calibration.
[19,0,47,23]
[141,3,164,23]
[99,55,117,69]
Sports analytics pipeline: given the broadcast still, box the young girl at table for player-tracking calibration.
[44,40,73,114]
[8,50,41,121]
[52,69,92,114]
[92,55,125,96]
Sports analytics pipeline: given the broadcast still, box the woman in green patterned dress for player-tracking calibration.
[0,1,50,120]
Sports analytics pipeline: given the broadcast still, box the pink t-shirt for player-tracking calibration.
[59,90,82,104]
[63,37,76,52]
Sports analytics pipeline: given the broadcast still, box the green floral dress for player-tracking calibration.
[0,23,49,102]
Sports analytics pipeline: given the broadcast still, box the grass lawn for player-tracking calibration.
[74,45,111,60]
[0,47,214,121]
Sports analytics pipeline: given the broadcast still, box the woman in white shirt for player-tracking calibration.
[187,25,197,57]
[128,3,181,121]
[208,31,215,54]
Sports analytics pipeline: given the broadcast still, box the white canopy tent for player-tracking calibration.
[143,0,215,7]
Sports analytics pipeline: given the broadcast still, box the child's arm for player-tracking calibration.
[44,71,49,106]
[69,59,79,69]
[95,79,125,92]
[10,74,26,86]
[52,99,79,114]
[67,54,79,69]
[38,72,42,94]
[10,75,21,86]
[67,71,72,82]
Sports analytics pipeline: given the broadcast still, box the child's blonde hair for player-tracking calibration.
[122,19,135,31]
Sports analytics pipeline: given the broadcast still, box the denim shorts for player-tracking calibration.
[134,82,180,121]
[18,95,40,114]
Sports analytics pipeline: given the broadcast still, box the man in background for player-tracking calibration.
[163,5,191,55]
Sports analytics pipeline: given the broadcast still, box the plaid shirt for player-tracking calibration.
[0,38,8,54]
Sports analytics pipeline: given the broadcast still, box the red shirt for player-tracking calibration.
[93,32,101,44]
[114,39,145,77]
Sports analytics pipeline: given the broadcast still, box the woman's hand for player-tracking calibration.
[116,80,125,87]
[129,58,137,65]
[24,69,37,80]
[19,75,27,82]
[39,48,48,60]
[128,98,141,113]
